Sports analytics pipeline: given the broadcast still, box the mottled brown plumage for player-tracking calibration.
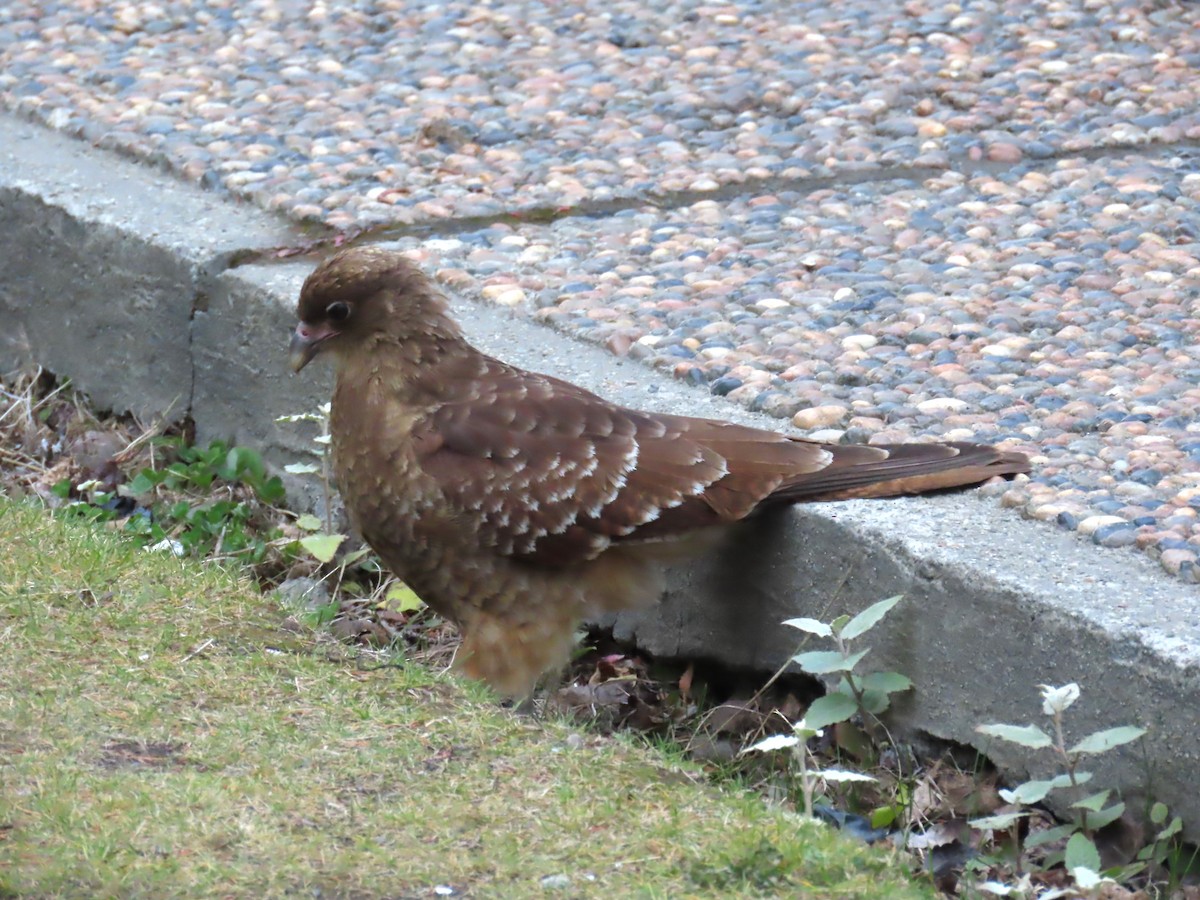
[291,247,1030,696]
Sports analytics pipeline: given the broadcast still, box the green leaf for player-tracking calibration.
[792,647,870,675]
[1072,790,1112,812]
[125,472,157,496]
[299,533,345,563]
[1003,779,1057,806]
[860,671,912,696]
[1024,822,1079,850]
[295,514,323,532]
[1001,772,1088,806]
[1150,802,1168,825]
[1155,816,1182,842]
[238,447,265,477]
[51,478,73,499]
[839,595,903,641]
[870,807,896,830]
[975,723,1053,749]
[858,689,889,715]
[341,547,371,566]
[1065,833,1101,872]
[802,693,858,730]
[385,582,425,613]
[782,617,831,637]
[257,476,286,504]
[970,811,1028,831]
[306,599,339,626]
[1082,802,1125,831]
[1068,726,1146,755]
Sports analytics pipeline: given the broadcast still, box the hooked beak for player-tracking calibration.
[289,322,338,372]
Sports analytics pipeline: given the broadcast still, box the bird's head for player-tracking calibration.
[290,247,460,372]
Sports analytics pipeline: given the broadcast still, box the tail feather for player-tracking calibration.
[765,441,1029,504]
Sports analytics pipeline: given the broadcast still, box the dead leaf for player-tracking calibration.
[678,662,694,700]
[907,819,968,851]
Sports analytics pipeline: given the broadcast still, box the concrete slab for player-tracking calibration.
[0,114,298,420]
[193,262,330,462]
[2,112,1198,835]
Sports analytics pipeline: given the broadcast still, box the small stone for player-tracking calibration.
[986,142,1022,163]
[274,577,330,610]
[793,405,848,429]
[1093,523,1138,548]
[1159,549,1197,576]
[1077,515,1127,537]
[916,398,969,413]
[807,429,846,443]
[480,285,527,306]
[841,334,878,351]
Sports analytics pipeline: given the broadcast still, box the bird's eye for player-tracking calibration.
[326,301,351,322]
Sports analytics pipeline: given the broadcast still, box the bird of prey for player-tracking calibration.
[290,247,1029,696]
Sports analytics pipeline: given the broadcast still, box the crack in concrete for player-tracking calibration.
[226,135,1200,268]
[185,251,258,423]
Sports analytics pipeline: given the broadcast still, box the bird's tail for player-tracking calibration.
[767,441,1029,504]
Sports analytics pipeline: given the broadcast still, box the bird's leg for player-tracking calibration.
[509,663,572,718]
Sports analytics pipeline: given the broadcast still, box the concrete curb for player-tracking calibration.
[3,113,1197,833]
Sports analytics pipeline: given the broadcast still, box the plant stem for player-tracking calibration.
[1052,709,1090,836]
[798,744,815,819]
[319,412,334,537]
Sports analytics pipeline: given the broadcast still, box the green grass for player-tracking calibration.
[0,499,937,899]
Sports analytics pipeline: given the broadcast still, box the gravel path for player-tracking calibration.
[3,1,1198,226]
[2,0,1199,581]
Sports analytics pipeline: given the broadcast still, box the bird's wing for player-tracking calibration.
[413,359,833,566]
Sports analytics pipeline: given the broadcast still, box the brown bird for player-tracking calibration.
[290,247,1029,697]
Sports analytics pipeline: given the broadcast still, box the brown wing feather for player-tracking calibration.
[413,353,1027,566]
[414,358,734,566]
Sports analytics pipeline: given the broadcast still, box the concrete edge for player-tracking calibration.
[2,112,1197,835]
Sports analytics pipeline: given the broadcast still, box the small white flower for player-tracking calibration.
[144,538,185,557]
[742,734,800,754]
[819,769,876,784]
[1039,683,1080,715]
[1071,867,1114,890]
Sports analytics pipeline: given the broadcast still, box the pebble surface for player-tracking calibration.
[3,1,1200,225]
[381,152,1200,584]
[2,1,1200,582]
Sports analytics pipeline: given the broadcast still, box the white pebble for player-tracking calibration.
[841,334,878,351]
[481,285,527,306]
[1076,515,1127,537]
[916,398,969,413]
